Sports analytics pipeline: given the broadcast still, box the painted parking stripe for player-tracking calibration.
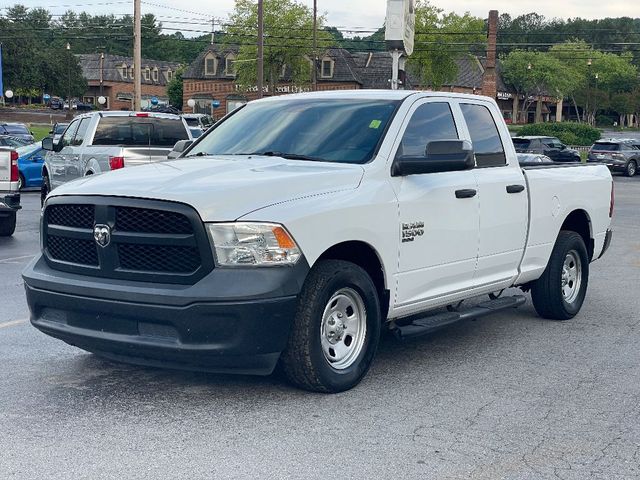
[0,319,27,329]
[0,255,35,264]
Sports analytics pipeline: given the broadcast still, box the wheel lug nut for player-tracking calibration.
[337,313,343,318]
[328,319,335,325]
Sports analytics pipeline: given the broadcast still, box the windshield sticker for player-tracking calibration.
[369,120,382,129]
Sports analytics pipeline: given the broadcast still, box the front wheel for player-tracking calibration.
[531,231,589,320]
[625,160,637,177]
[41,174,51,207]
[280,260,381,393]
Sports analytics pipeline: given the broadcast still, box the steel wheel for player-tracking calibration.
[320,287,367,370]
[561,250,582,304]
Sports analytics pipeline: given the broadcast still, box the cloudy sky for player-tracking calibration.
[8,0,638,31]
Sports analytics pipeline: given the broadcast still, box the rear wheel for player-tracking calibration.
[531,231,589,320]
[280,260,381,393]
[41,173,51,207]
[18,173,25,191]
[625,160,637,177]
[0,212,17,237]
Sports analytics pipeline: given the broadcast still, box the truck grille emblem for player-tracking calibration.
[93,224,111,248]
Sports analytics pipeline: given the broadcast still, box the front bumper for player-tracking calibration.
[0,192,21,214]
[23,254,309,375]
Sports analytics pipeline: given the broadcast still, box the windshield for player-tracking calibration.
[512,139,531,148]
[4,124,30,135]
[184,118,200,127]
[187,99,400,164]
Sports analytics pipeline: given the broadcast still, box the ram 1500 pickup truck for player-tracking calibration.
[0,147,21,236]
[24,91,614,393]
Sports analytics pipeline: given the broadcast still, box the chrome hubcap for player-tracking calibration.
[320,288,367,370]
[561,250,582,303]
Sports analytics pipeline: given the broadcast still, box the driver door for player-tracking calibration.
[49,120,79,188]
[390,99,480,309]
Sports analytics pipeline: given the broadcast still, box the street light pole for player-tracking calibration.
[66,42,72,120]
[257,0,264,99]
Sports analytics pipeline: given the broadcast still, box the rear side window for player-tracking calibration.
[512,138,531,148]
[92,117,189,146]
[460,104,506,167]
[397,102,458,157]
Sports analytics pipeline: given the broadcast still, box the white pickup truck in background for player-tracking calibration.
[25,90,613,393]
[0,147,21,236]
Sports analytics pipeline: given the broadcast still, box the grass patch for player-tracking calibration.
[28,125,51,142]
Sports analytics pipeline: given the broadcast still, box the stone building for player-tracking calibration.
[77,54,181,110]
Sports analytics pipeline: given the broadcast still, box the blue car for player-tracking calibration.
[16,144,45,190]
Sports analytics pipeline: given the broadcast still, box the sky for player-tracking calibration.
[5,0,638,33]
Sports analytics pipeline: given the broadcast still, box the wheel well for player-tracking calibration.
[317,241,389,319]
[42,166,48,177]
[561,210,594,260]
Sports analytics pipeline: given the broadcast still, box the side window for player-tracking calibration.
[60,120,80,148]
[71,118,91,146]
[460,103,506,167]
[397,102,458,157]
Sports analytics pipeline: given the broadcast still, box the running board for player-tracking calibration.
[392,295,527,340]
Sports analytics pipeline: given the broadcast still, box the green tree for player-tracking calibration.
[225,0,333,93]
[407,1,485,89]
[167,67,185,108]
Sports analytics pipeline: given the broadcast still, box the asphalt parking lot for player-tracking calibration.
[1,179,639,479]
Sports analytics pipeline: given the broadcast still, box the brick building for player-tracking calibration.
[78,54,181,111]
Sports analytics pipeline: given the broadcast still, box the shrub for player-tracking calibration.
[517,122,601,146]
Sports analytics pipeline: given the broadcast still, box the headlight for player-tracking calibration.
[207,222,301,266]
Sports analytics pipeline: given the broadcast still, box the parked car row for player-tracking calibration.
[587,138,640,177]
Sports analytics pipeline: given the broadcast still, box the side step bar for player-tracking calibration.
[392,295,526,340]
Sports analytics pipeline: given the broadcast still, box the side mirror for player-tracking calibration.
[172,139,194,155]
[42,137,54,151]
[392,140,475,176]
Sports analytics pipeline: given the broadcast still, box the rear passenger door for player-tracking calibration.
[64,117,91,182]
[457,101,528,288]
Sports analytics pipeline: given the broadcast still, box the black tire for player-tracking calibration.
[0,212,17,237]
[280,260,381,393]
[531,230,589,320]
[41,173,51,207]
[18,173,25,191]
[625,160,637,177]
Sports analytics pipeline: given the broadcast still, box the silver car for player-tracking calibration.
[41,111,191,203]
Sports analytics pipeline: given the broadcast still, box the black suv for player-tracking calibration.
[512,136,581,163]
[587,139,640,177]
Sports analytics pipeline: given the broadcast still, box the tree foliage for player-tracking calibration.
[225,0,333,92]
[405,1,485,89]
[166,67,185,108]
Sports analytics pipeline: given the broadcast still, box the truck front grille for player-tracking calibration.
[43,197,214,284]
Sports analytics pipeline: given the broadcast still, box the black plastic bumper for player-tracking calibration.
[23,254,309,375]
[0,192,21,214]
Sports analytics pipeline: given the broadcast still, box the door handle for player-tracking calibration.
[506,184,525,194]
[455,189,477,199]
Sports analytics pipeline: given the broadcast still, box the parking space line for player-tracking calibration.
[0,255,35,264]
[0,319,28,329]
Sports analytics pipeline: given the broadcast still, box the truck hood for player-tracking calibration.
[50,155,365,220]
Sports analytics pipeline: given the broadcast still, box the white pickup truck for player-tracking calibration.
[24,91,613,393]
[0,147,21,236]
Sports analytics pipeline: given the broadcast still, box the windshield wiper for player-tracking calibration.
[184,151,209,158]
[251,151,326,162]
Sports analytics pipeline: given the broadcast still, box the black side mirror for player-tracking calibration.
[42,137,54,151]
[392,140,475,176]
[172,139,194,155]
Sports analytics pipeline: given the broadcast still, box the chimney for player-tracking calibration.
[482,10,498,99]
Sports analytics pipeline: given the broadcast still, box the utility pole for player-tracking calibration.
[211,18,215,44]
[133,0,142,111]
[257,0,264,98]
[312,0,317,91]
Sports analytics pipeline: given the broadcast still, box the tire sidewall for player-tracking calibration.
[627,161,637,177]
[557,234,589,316]
[307,266,381,392]
[41,174,50,206]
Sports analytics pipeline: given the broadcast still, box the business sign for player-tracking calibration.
[385,0,416,55]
